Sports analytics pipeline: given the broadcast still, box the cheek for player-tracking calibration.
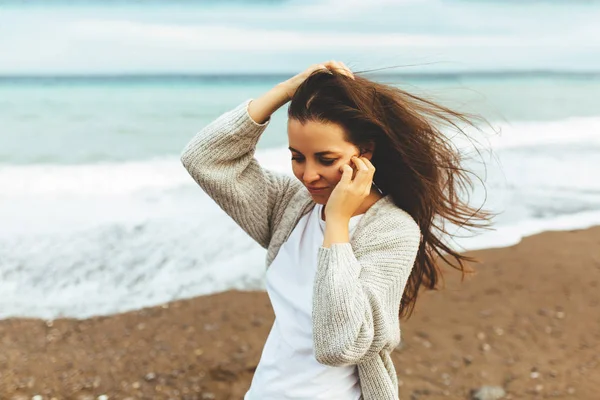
[328,163,344,183]
[323,165,343,184]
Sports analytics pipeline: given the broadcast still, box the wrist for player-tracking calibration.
[324,211,352,225]
[248,84,290,124]
[322,217,350,248]
[275,82,293,102]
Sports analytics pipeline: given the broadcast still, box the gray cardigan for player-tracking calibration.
[181,98,421,400]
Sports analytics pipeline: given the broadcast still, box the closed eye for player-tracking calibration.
[290,155,337,165]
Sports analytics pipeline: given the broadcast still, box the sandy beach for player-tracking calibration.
[1,226,599,399]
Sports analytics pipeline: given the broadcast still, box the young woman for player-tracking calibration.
[181,61,493,400]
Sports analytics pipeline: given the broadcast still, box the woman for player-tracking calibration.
[181,61,493,399]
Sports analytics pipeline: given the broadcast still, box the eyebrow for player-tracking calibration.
[288,147,340,156]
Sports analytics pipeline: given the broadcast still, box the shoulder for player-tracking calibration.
[351,196,422,264]
[362,196,420,238]
[345,197,421,285]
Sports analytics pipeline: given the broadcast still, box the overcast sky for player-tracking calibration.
[1,0,599,75]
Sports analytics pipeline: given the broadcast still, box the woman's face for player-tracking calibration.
[287,118,369,205]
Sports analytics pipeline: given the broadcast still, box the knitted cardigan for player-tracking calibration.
[180,98,421,400]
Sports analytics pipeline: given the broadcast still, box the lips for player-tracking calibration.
[307,186,328,193]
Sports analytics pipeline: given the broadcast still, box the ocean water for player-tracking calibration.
[2,73,600,320]
[2,1,600,319]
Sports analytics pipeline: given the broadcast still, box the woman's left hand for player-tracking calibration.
[325,156,375,222]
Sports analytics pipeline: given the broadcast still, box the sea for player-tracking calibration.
[1,1,600,320]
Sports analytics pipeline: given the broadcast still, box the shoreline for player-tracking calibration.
[4,214,600,322]
[1,225,599,398]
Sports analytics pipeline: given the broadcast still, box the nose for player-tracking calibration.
[302,162,321,184]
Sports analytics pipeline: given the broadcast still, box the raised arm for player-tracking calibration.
[181,62,354,248]
[180,84,302,249]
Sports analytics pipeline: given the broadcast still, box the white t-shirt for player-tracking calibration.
[244,203,364,400]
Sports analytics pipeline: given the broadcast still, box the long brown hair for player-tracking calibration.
[287,68,497,319]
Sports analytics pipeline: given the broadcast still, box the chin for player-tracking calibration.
[310,194,329,205]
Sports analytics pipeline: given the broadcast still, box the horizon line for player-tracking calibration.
[1,69,600,81]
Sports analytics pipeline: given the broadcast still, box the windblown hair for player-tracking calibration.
[288,68,496,319]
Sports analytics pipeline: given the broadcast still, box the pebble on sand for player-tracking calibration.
[471,385,506,400]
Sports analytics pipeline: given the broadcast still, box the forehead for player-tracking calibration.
[287,119,350,150]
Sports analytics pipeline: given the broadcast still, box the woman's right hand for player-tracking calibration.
[279,61,355,100]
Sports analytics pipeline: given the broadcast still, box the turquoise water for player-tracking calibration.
[2,73,600,164]
[3,74,600,320]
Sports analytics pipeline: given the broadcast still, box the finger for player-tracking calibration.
[324,60,351,79]
[351,156,371,186]
[339,164,353,185]
[352,157,375,196]
[322,60,339,73]
[352,156,369,174]
[332,61,352,79]
[315,64,332,75]
[338,61,355,79]
[361,157,376,175]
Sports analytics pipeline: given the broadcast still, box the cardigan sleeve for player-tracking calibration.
[180,98,303,249]
[312,218,421,367]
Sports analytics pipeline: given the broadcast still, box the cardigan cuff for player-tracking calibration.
[242,98,271,127]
